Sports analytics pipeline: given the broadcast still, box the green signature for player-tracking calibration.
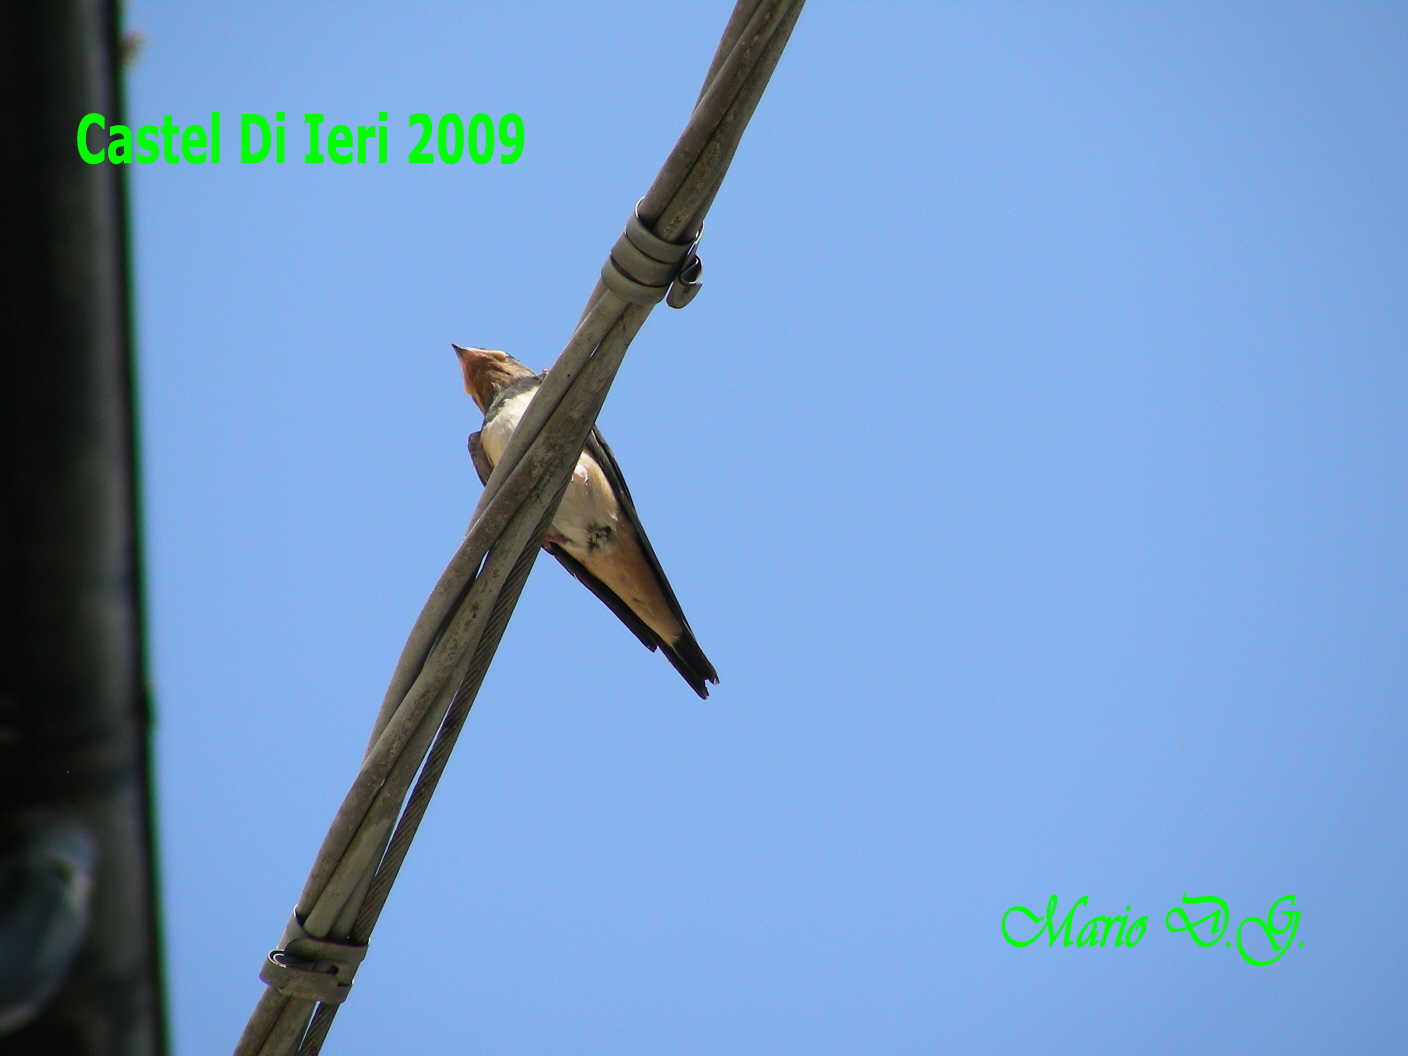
[1001,893,1302,966]
[1166,893,1302,966]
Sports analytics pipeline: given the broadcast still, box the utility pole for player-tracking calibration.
[0,3,167,1053]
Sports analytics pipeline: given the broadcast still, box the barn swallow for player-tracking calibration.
[453,344,719,699]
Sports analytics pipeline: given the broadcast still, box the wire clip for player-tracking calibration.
[601,200,704,308]
[258,912,367,1005]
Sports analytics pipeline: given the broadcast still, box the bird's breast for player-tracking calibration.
[481,389,624,557]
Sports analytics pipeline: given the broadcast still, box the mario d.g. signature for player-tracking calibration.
[1002,893,1303,966]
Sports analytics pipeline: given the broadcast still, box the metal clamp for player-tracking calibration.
[601,200,704,308]
[258,912,367,1005]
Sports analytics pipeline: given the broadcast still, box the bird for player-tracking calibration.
[453,344,719,698]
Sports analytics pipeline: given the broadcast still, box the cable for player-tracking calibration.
[234,4,806,1052]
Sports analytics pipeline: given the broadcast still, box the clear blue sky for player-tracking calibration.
[125,3,1405,1053]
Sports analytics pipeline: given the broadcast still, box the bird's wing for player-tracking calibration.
[578,426,717,696]
[466,424,716,698]
[467,431,494,486]
[542,542,661,653]
[580,426,696,635]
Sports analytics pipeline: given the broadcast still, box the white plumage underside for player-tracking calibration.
[480,388,621,557]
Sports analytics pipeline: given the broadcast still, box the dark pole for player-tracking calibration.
[0,2,167,1054]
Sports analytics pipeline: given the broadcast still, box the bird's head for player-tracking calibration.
[453,344,534,412]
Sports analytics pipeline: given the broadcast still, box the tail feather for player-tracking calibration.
[664,631,718,700]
